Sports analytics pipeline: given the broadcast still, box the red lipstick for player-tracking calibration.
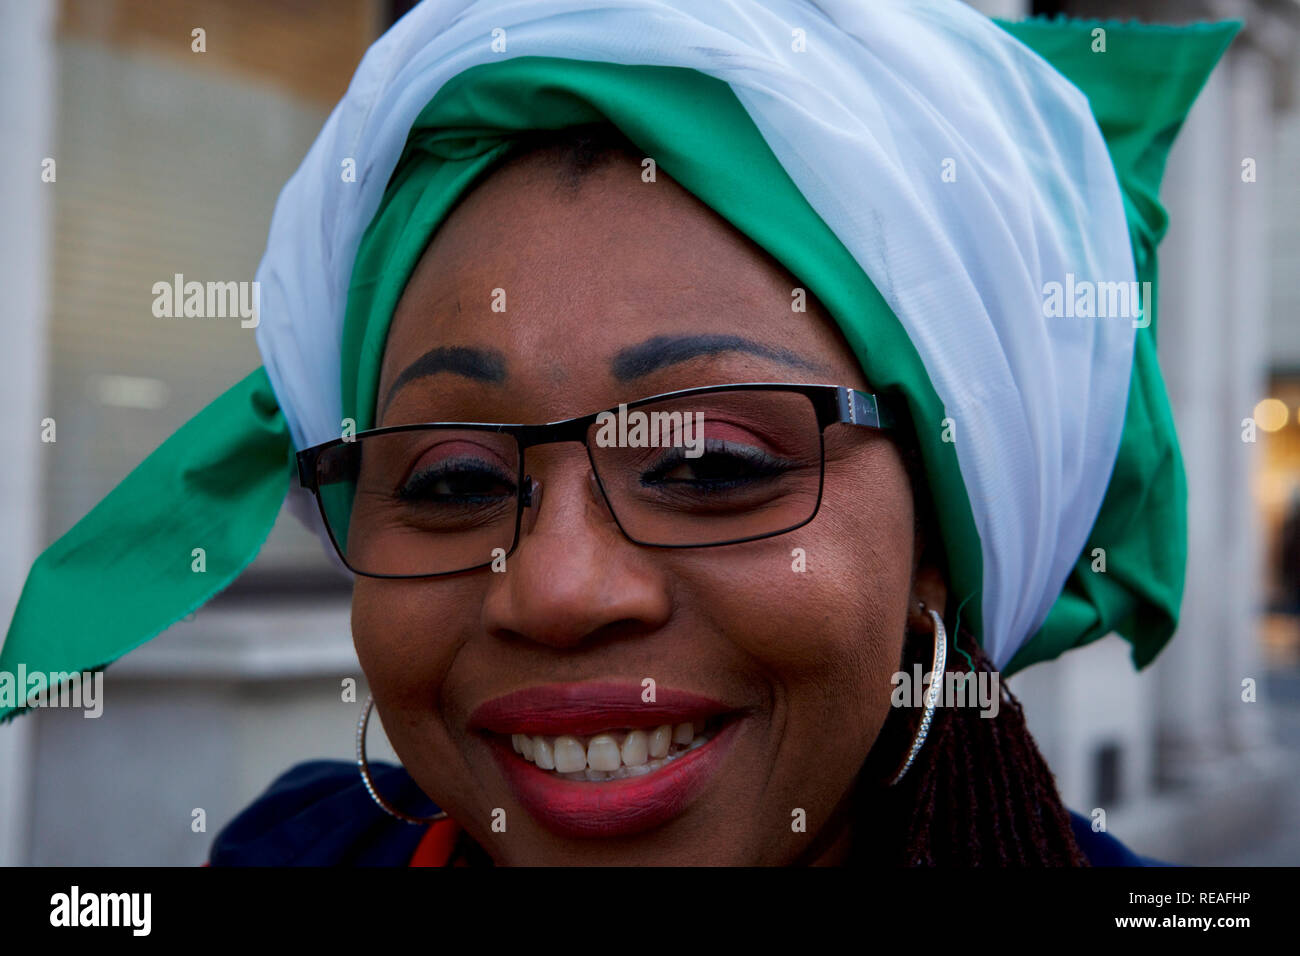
[469,682,733,736]
[469,682,745,839]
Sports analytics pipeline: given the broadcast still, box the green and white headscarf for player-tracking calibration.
[0,0,1238,722]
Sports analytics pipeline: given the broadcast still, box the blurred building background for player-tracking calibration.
[1,0,1298,864]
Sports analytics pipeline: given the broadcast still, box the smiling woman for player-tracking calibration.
[348,141,929,863]
[0,0,1236,867]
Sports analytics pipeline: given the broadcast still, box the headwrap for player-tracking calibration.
[0,0,1238,722]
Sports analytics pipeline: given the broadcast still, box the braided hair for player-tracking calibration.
[852,621,1089,866]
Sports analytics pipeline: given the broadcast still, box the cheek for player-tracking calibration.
[350,579,491,830]
[350,578,476,715]
[679,455,914,757]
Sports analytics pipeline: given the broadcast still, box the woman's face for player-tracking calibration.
[353,147,945,865]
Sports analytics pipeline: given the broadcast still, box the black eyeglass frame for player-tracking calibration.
[296,382,898,579]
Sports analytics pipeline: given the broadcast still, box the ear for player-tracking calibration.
[907,551,948,634]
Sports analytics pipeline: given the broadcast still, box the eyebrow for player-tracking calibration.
[381,345,506,417]
[611,334,828,381]
[382,333,829,416]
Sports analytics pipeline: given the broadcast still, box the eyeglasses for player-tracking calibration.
[296,382,897,578]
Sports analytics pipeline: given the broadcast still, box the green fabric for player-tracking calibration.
[0,19,1239,725]
[345,55,982,658]
[344,39,1238,678]
[0,368,291,722]
[997,18,1240,673]
[342,57,984,651]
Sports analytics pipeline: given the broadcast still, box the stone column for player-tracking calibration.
[1222,44,1277,754]
[1152,42,1235,777]
[0,0,56,866]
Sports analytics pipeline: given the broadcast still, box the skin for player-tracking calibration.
[352,145,948,865]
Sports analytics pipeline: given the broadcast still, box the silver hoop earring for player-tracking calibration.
[888,607,948,787]
[357,693,447,825]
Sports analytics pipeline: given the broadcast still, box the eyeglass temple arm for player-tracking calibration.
[836,387,895,430]
[296,448,319,490]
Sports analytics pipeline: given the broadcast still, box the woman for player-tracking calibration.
[1,0,1236,865]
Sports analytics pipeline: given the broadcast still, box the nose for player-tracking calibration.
[520,468,615,516]
[481,448,672,650]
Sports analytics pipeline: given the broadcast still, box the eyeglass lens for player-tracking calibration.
[313,389,822,576]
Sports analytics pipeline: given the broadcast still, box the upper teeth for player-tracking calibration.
[510,722,705,773]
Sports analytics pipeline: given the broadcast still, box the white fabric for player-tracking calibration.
[256,0,1136,669]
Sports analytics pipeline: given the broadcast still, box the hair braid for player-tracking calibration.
[853,620,1089,866]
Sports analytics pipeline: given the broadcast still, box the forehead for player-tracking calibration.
[377,150,865,423]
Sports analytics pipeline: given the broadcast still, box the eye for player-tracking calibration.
[397,457,517,504]
[640,440,791,492]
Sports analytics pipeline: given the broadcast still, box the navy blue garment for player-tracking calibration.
[208,760,440,866]
[209,759,1166,865]
[1068,810,1171,866]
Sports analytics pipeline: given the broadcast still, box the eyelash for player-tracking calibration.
[392,442,792,504]
[397,459,516,504]
[641,441,791,491]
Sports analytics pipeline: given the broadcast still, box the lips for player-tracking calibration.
[469,682,734,736]
[469,682,745,839]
